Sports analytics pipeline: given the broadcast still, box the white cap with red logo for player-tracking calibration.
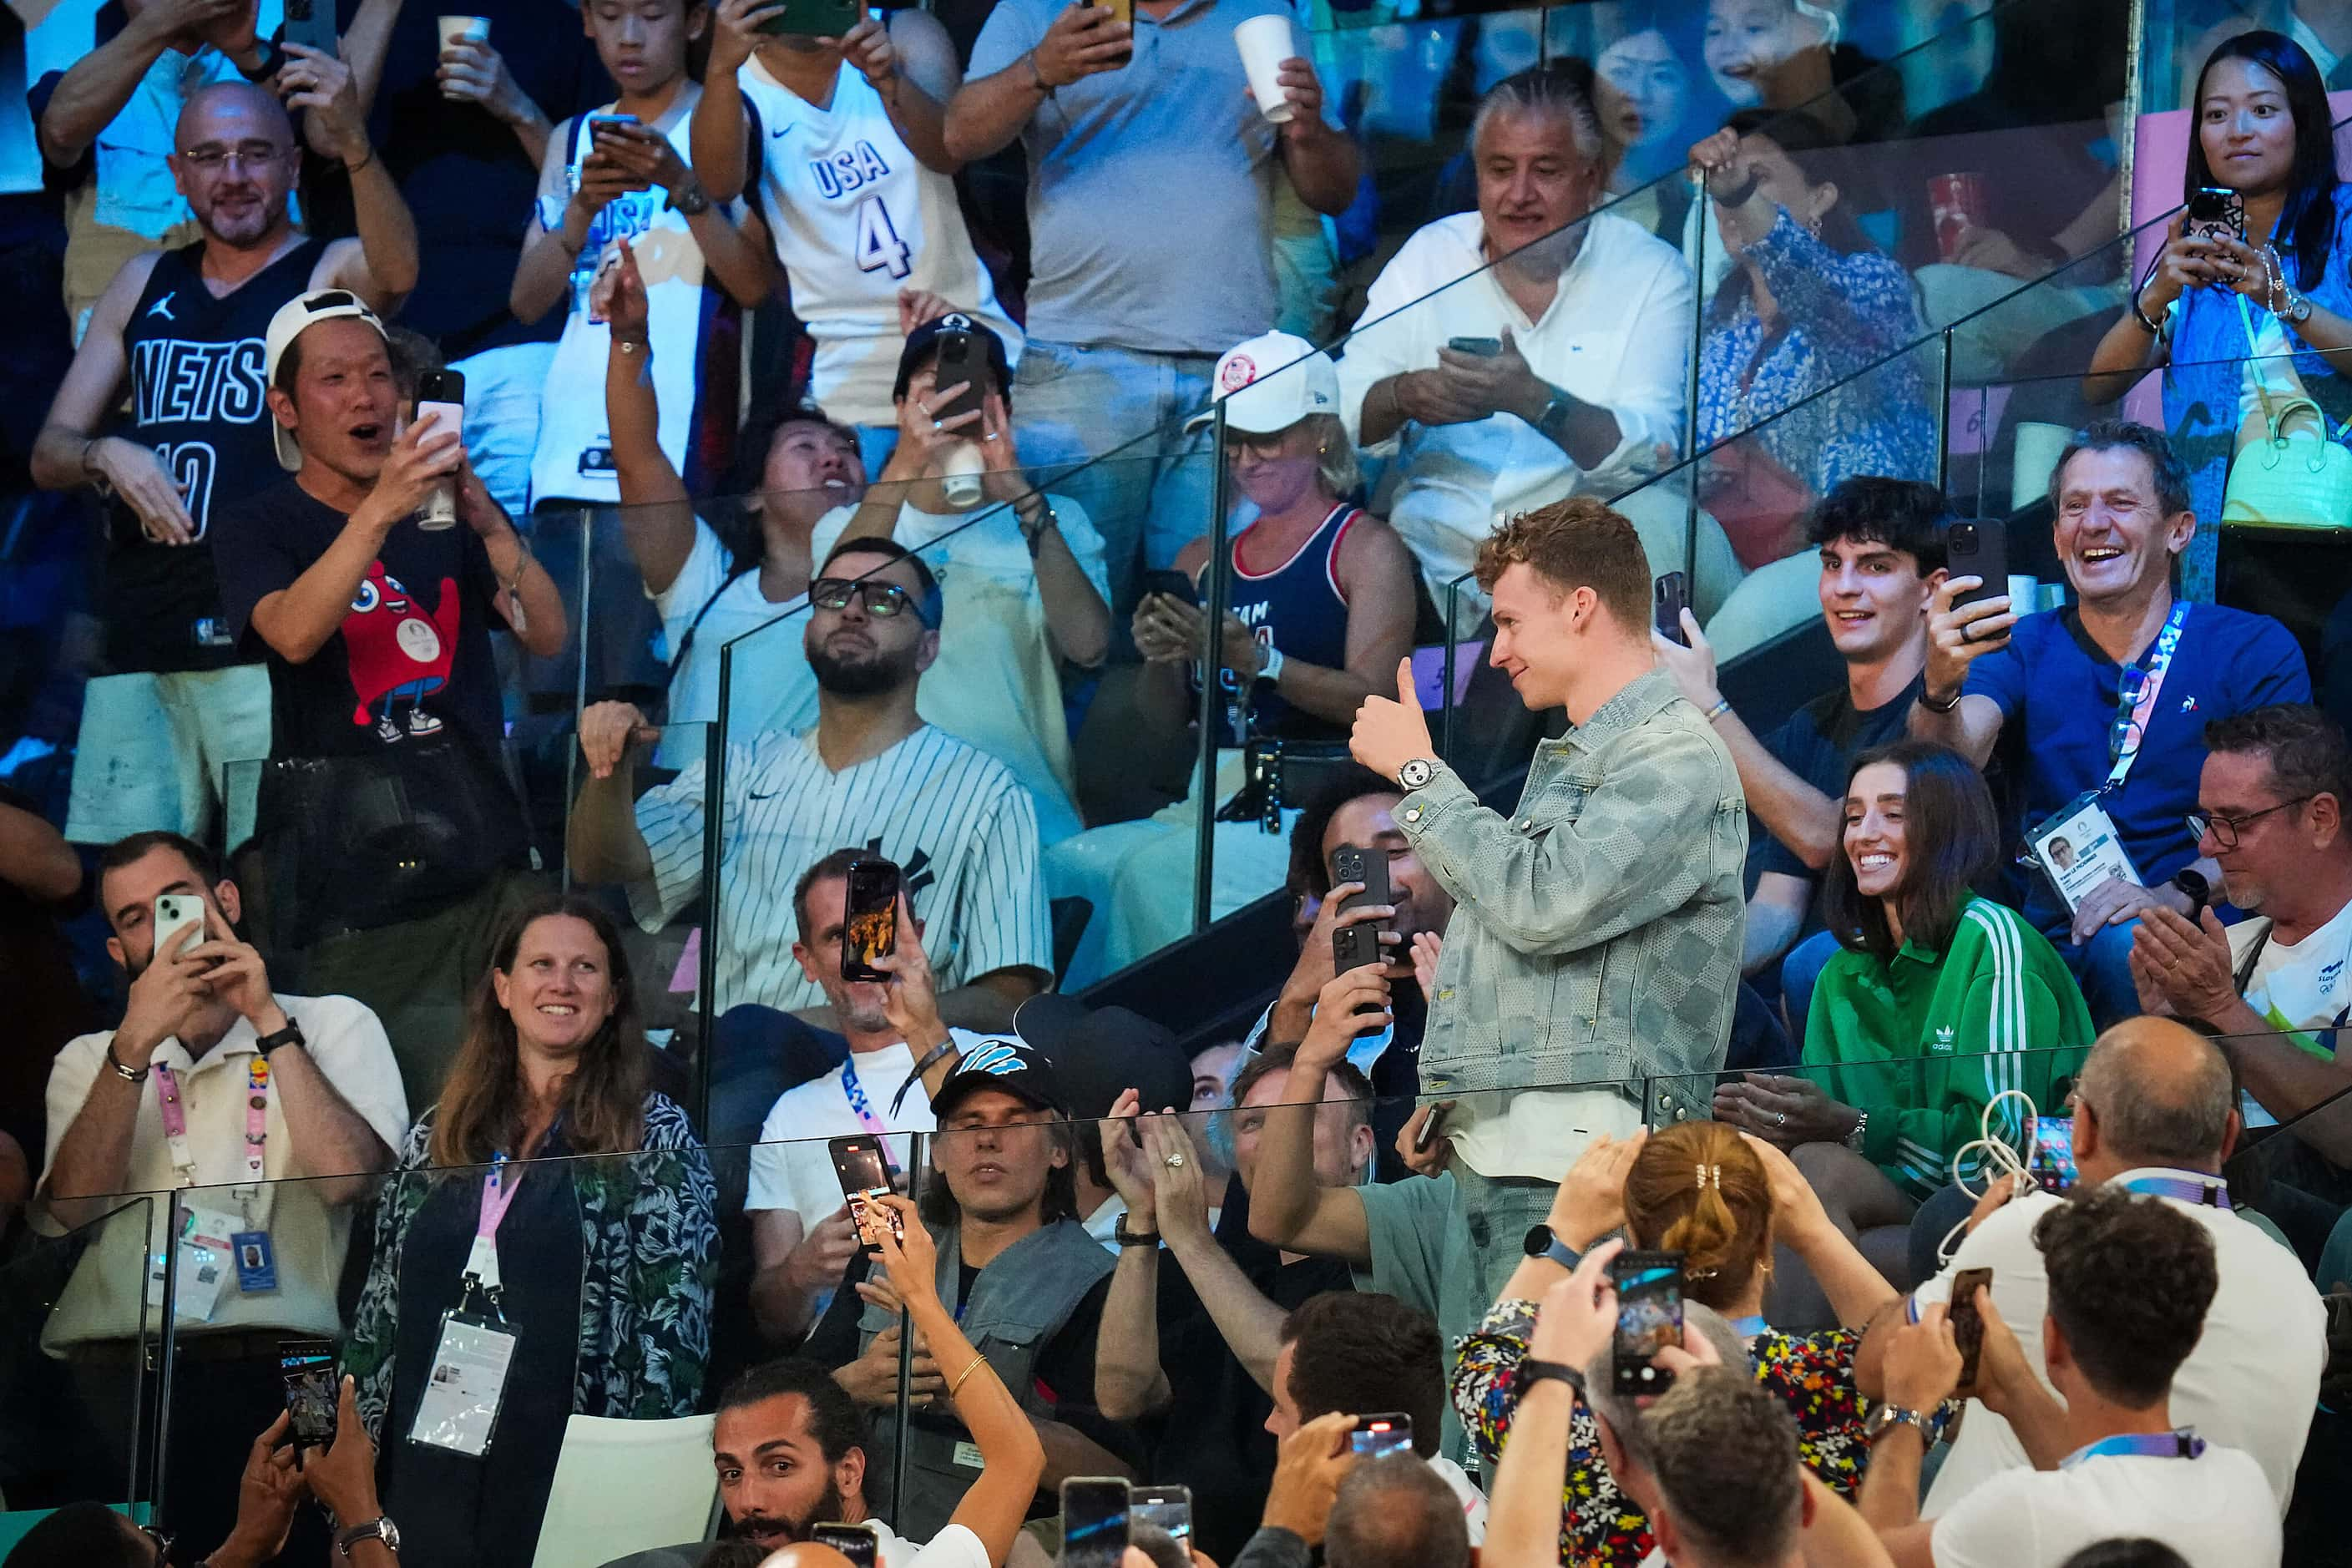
[1186,331,1342,436]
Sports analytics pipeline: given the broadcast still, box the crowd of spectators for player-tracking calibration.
[6,0,2352,1566]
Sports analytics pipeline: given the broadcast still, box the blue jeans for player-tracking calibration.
[1010,338,1218,614]
[1780,928,1842,1039]
[2057,915,2142,1029]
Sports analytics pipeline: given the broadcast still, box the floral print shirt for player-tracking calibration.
[345,1091,719,1438]
[1450,1297,1872,1568]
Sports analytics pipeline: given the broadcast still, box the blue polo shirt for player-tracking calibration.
[1964,602,2309,936]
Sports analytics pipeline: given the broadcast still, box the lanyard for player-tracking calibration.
[2101,599,2192,796]
[841,1061,903,1174]
[2061,1428,2206,1468]
[2121,1170,2232,1209]
[153,1055,271,1201]
[463,1155,526,1305]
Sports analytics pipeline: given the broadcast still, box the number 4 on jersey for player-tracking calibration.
[855,195,913,280]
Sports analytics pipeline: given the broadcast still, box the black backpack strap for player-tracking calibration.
[663,557,761,694]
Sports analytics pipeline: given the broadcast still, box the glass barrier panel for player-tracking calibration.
[0,1197,158,1539]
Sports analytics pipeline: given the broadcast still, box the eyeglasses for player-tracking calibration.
[810,578,922,620]
[180,143,288,172]
[2188,796,2314,851]
[139,1525,175,1565]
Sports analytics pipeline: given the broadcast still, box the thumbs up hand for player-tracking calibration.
[1349,656,1436,785]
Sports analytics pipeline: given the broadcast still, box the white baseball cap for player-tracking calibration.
[1186,331,1343,436]
[262,289,389,471]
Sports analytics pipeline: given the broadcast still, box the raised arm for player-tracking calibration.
[1654,619,1843,870]
[569,702,664,883]
[1245,971,1388,1262]
[873,1196,1046,1567]
[38,0,259,167]
[944,3,1126,164]
[285,43,419,303]
[0,797,82,903]
[589,241,701,596]
[843,9,959,175]
[247,422,458,664]
[1269,54,1358,216]
[1093,1092,1171,1419]
[1743,1134,1896,1326]
[1908,576,2013,767]
[690,0,771,201]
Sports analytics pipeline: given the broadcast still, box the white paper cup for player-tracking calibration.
[438,15,490,97]
[1234,15,1296,124]
[940,443,985,510]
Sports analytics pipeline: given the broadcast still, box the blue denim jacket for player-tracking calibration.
[1397,667,1748,1091]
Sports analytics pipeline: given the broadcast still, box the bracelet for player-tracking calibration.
[105,1041,149,1083]
[1919,685,1964,714]
[2131,288,2165,336]
[1702,696,1732,723]
[343,146,377,178]
[948,1356,987,1398]
[79,435,108,488]
[614,336,648,354]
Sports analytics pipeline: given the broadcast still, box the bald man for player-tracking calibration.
[32,71,417,853]
[1855,1017,2325,1519]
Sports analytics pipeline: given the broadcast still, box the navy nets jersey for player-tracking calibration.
[107,236,323,672]
[1203,503,1362,743]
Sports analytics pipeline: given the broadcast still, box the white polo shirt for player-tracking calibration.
[37,994,409,1347]
[1930,1441,2279,1568]
[1335,210,1694,609]
[1912,1171,2325,1515]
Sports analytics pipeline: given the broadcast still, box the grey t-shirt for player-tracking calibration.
[968,0,1324,353]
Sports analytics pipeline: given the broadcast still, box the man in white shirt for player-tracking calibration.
[2132,703,2352,1158]
[1268,1292,1489,1543]
[38,828,408,1550]
[569,537,1052,1032]
[599,1358,997,1568]
[742,850,991,1343]
[1335,62,1693,620]
[1856,1016,2325,1516]
[1864,1186,2279,1568]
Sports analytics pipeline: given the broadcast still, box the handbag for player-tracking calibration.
[2221,294,2352,529]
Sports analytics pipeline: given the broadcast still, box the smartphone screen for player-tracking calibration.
[280,1337,340,1449]
[829,1136,902,1253]
[154,893,205,963]
[1611,1251,1685,1394]
[1351,1414,1414,1456]
[1061,1478,1130,1568]
[1948,1267,1994,1394]
[1945,519,2009,621]
[1139,568,1197,607]
[841,858,900,984]
[1653,571,1690,646]
[1445,336,1503,357]
[2028,1116,2078,1193]
[1130,1485,1192,1545]
[932,330,987,424]
[813,1524,878,1568]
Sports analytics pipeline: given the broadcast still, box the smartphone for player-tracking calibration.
[1653,570,1690,646]
[279,1337,340,1449]
[829,1136,903,1254]
[281,0,339,58]
[1412,1100,1452,1152]
[1139,568,1198,607]
[1611,1250,1685,1394]
[1129,1485,1193,1545]
[813,1524,878,1568]
[1944,519,2009,628]
[1093,0,1134,60]
[154,893,206,964]
[2027,1115,2078,1194]
[1351,1413,1414,1456]
[841,857,900,984]
[1060,1478,1130,1568]
[756,0,864,34]
[1446,336,1503,357]
[585,112,641,160]
[2186,185,2248,245]
[1948,1267,1995,1395]
[414,368,466,532]
[931,329,989,427]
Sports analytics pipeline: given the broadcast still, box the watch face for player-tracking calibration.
[1523,1223,1555,1258]
[1399,759,1434,789]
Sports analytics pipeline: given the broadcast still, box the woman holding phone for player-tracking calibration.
[2085,30,2352,599]
[342,893,718,1568]
[1450,1120,1896,1568]
[1714,741,2092,1275]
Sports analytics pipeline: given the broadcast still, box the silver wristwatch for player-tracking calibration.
[1863,1404,1936,1445]
[1844,1110,1869,1153]
[337,1516,402,1556]
[1399,757,1438,791]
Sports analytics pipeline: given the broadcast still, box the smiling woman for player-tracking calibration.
[340,892,718,1568]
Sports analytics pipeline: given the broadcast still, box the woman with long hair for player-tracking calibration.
[2086,29,2352,599]
[1715,741,2093,1273]
[1690,109,1935,568]
[343,893,717,1568]
[1451,1119,1896,1568]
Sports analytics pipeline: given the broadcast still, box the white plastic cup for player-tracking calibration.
[438,16,490,99]
[940,443,985,510]
[1234,15,1296,124]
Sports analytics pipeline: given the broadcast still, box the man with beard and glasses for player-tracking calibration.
[31,76,416,858]
[570,538,1051,1034]
[1333,61,1694,628]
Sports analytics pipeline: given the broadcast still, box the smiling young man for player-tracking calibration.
[1348,494,1746,1307]
[1911,421,2309,1024]
[1657,476,1947,1018]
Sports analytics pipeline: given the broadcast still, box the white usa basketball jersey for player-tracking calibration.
[739,54,1019,424]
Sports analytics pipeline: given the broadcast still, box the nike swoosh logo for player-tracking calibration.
[769,124,792,139]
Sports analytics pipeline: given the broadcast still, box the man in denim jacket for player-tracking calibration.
[1350,496,1746,1301]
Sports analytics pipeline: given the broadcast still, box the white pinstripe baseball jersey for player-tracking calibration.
[629,724,1050,1014]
